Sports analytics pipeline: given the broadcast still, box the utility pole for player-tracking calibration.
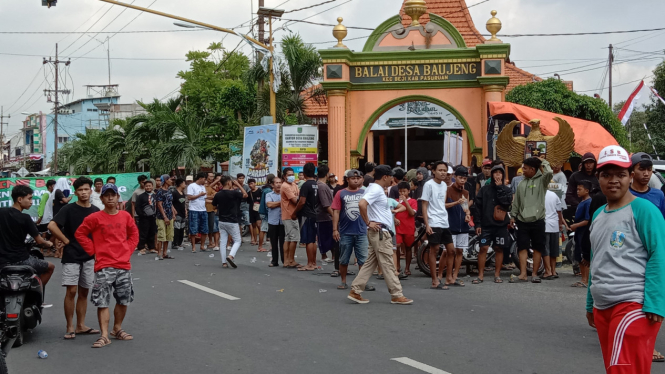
[609,44,614,109]
[257,0,265,92]
[107,37,111,85]
[0,106,9,170]
[43,43,71,174]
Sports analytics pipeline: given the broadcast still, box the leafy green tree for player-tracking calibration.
[506,78,628,146]
[645,60,665,157]
[612,101,649,154]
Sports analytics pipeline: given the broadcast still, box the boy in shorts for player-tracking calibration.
[472,165,512,284]
[543,190,566,280]
[441,166,471,287]
[394,182,417,276]
[422,161,454,290]
[76,183,139,348]
[48,177,100,339]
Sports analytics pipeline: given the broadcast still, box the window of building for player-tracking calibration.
[58,137,69,144]
[15,148,21,156]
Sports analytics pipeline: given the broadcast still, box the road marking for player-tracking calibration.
[177,280,240,301]
[391,357,452,374]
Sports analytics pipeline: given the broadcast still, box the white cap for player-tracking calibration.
[597,145,631,169]
[447,166,454,174]
[396,161,402,166]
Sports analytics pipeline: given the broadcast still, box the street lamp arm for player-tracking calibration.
[98,0,269,50]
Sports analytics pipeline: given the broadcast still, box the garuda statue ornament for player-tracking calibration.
[497,118,575,168]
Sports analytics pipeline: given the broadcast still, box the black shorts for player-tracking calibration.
[429,227,453,246]
[479,226,511,249]
[37,224,49,233]
[249,210,262,224]
[516,219,546,253]
[1,256,50,275]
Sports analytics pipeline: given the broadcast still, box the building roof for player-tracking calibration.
[302,85,328,117]
[306,0,553,117]
[399,0,486,47]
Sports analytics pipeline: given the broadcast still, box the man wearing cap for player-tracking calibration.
[629,152,665,218]
[565,153,599,216]
[511,156,553,283]
[441,166,471,286]
[156,174,177,260]
[332,169,370,289]
[75,183,139,348]
[585,145,665,373]
[347,165,413,304]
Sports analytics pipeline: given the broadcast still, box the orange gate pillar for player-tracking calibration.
[328,89,348,176]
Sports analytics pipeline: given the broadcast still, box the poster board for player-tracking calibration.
[282,125,319,174]
[242,124,279,185]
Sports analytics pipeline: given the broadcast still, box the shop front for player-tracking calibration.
[319,0,512,175]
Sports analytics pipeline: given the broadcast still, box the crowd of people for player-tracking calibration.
[0,144,664,372]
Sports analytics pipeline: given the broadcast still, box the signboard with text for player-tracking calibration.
[242,124,279,186]
[0,172,146,220]
[351,62,480,83]
[282,125,319,174]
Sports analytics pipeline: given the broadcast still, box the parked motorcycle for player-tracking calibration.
[0,238,46,361]
[416,228,499,278]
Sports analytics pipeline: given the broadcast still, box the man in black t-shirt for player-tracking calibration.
[295,162,319,271]
[48,177,100,339]
[0,185,55,286]
[212,176,248,268]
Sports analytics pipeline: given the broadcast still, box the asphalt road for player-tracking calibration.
[6,241,665,374]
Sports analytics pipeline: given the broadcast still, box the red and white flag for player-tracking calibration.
[651,86,665,106]
[618,80,645,125]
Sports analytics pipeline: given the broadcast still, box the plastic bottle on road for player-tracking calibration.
[37,350,48,359]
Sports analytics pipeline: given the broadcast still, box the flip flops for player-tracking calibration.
[571,281,587,288]
[472,278,483,285]
[430,283,448,290]
[531,277,542,283]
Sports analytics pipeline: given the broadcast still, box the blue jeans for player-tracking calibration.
[188,211,208,236]
[339,234,368,266]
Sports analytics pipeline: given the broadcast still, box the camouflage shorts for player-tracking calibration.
[90,268,134,308]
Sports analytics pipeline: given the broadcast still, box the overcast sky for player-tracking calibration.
[0,0,663,137]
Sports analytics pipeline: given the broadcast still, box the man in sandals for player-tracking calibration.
[48,177,100,340]
[76,183,139,348]
[472,165,513,284]
[347,165,412,305]
[332,170,372,291]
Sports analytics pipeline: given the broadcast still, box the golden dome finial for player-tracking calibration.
[486,10,502,43]
[404,0,427,27]
[333,17,348,48]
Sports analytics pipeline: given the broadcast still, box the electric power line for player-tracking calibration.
[4,66,44,112]
[284,0,340,13]
[0,29,208,35]
[577,76,654,93]
[60,4,115,53]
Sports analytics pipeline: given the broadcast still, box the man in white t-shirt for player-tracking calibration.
[421,161,455,290]
[186,172,208,253]
[543,190,566,280]
[348,165,413,305]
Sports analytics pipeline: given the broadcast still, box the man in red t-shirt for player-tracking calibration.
[394,182,417,275]
[76,183,139,348]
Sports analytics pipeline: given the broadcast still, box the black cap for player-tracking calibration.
[454,166,469,177]
[631,152,653,168]
[345,169,363,178]
[373,165,395,179]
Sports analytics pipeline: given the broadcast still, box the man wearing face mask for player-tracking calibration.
[281,168,301,268]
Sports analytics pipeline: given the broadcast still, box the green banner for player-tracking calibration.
[0,173,148,219]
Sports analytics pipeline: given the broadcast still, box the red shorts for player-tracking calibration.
[395,233,415,247]
[594,302,661,374]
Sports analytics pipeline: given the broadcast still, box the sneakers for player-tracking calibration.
[213,246,220,251]
[347,291,369,304]
[391,296,414,305]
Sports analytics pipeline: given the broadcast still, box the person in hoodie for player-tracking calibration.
[565,152,600,218]
[511,156,553,283]
[472,165,513,284]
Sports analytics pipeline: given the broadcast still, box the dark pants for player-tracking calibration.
[516,219,546,253]
[268,224,285,265]
[173,215,186,247]
[138,216,157,250]
[332,240,340,271]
